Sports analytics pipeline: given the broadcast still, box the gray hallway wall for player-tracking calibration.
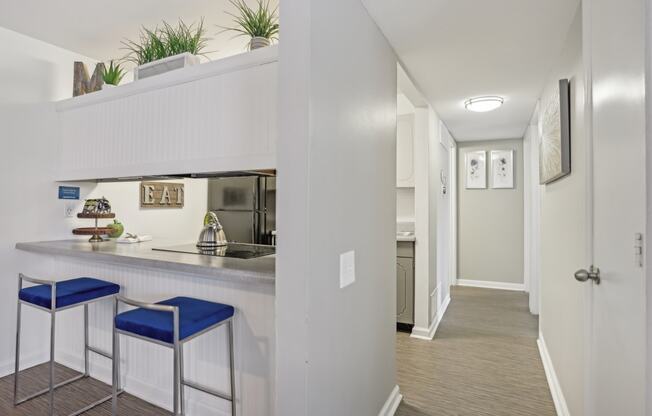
[457,139,524,285]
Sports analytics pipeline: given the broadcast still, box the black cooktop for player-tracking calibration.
[153,243,275,259]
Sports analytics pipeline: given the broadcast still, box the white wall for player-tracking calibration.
[396,95,415,222]
[413,107,434,334]
[536,7,586,416]
[0,26,99,374]
[426,111,439,317]
[523,108,541,314]
[88,179,207,242]
[396,188,415,221]
[647,0,652,411]
[276,0,399,414]
[411,105,452,339]
[437,123,454,313]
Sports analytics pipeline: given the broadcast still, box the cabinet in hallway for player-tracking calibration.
[397,241,415,328]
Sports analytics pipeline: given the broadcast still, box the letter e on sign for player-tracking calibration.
[140,182,184,209]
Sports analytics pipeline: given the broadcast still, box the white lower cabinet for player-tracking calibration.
[55,47,278,181]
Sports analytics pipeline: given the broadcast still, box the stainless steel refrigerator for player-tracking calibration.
[207,176,276,245]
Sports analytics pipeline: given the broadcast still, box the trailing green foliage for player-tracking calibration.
[221,0,279,42]
[102,61,125,85]
[122,18,209,65]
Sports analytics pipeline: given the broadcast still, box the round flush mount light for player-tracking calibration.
[464,96,504,112]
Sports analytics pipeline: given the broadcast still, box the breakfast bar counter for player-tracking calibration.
[16,239,275,285]
[14,239,276,416]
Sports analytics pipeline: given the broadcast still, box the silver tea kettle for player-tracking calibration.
[197,212,228,248]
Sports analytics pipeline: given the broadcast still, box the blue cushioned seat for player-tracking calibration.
[19,277,120,309]
[115,297,235,344]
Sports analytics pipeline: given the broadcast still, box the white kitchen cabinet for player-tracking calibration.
[396,113,415,187]
[55,46,278,181]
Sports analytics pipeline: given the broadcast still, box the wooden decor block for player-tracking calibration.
[77,213,116,219]
[140,182,185,208]
[73,62,106,97]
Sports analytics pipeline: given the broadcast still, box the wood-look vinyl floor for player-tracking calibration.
[0,362,170,415]
[0,286,554,416]
[395,286,556,416]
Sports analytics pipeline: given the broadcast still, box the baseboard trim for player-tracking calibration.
[58,351,231,416]
[537,333,570,416]
[457,279,525,292]
[378,385,402,416]
[410,294,451,341]
[0,351,48,378]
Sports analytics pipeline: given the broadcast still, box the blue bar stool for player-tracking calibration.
[112,295,236,416]
[14,273,122,416]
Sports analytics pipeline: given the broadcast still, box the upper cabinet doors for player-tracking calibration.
[56,47,278,181]
[396,114,415,187]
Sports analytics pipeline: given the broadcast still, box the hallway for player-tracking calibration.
[396,286,555,416]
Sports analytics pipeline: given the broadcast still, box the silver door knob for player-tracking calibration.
[574,266,601,285]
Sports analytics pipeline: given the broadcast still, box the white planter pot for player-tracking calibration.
[101,83,116,90]
[134,52,201,81]
[249,37,271,50]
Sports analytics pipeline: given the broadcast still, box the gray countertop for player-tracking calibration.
[15,239,275,285]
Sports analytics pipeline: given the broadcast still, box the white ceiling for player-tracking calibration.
[0,0,278,64]
[362,0,580,141]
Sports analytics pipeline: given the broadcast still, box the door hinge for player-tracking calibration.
[635,233,644,268]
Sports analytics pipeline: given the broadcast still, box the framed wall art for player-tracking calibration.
[465,150,486,189]
[539,78,571,184]
[491,150,514,189]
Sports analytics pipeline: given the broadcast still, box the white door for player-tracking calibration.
[585,0,647,414]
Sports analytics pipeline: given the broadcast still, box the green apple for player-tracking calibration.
[107,219,124,239]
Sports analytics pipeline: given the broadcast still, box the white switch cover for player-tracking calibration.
[340,250,356,288]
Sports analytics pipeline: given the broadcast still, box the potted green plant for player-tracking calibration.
[122,18,209,80]
[221,0,279,50]
[101,61,126,89]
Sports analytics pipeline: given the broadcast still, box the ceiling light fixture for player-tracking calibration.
[464,96,504,112]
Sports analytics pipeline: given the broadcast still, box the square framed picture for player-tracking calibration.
[465,150,487,189]
[491,150,514,189]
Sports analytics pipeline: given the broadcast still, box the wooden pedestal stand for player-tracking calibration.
[73,213,116,242]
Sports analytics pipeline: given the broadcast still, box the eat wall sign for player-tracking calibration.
[140,182,184,209]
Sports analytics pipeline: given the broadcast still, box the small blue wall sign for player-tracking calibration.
[58,186,80,200]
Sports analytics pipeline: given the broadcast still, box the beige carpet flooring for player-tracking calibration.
[395,286,556,416]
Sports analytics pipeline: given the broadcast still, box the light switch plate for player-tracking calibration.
[340,250,356,288]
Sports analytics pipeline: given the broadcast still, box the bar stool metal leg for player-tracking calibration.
[49,284,57,416]
[179,343,185,416]
[228,320,236,416]
[84,304,90,377]
[112,297,120,416]
[173,308,180,416]
[13,297,22,405]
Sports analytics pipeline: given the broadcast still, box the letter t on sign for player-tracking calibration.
[175,186,184,204]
